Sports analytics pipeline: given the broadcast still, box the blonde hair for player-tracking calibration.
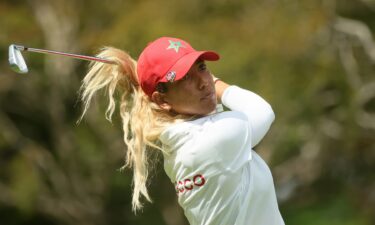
[78,47,188,212]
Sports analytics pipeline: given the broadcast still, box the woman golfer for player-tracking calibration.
[79,37,285,225]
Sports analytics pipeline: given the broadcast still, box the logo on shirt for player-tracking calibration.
[175,174,206,194]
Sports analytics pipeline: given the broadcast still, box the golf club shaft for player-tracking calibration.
[15,45,115,64]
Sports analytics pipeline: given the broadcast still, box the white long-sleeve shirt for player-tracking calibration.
[159,86,285,225]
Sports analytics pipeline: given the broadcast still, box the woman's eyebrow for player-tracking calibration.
[195,59,204,64]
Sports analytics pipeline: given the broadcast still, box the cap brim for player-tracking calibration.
[160,50,219,83]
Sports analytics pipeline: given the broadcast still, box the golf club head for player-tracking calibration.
[9,44,28,74]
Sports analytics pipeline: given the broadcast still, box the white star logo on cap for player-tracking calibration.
[166,40,185,53]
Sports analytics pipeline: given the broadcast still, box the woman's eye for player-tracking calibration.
[199,63,207,71]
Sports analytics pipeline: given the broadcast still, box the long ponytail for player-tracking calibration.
[79,47,186,212]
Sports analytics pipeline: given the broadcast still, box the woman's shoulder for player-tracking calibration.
[159,110,249,148]
[161,110,253,172]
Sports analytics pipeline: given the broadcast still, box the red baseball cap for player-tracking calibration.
[137,37,220,97]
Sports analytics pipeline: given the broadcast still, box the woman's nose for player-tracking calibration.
[198,76,208,90]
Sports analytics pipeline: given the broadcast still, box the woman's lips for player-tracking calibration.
[201,91,214,100]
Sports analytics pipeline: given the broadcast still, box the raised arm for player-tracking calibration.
[214,78,275,147]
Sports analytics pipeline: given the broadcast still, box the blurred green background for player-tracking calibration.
[1,0,374,224]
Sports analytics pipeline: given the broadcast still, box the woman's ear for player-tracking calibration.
[151,91,172,111]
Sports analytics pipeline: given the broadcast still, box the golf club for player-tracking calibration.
[8,44,115,74]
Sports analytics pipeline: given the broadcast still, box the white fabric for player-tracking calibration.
[159,86,285,225]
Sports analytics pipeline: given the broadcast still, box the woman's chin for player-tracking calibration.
[200,101,218,115]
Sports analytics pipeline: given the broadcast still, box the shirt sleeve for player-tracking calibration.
[221,85,275,147]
